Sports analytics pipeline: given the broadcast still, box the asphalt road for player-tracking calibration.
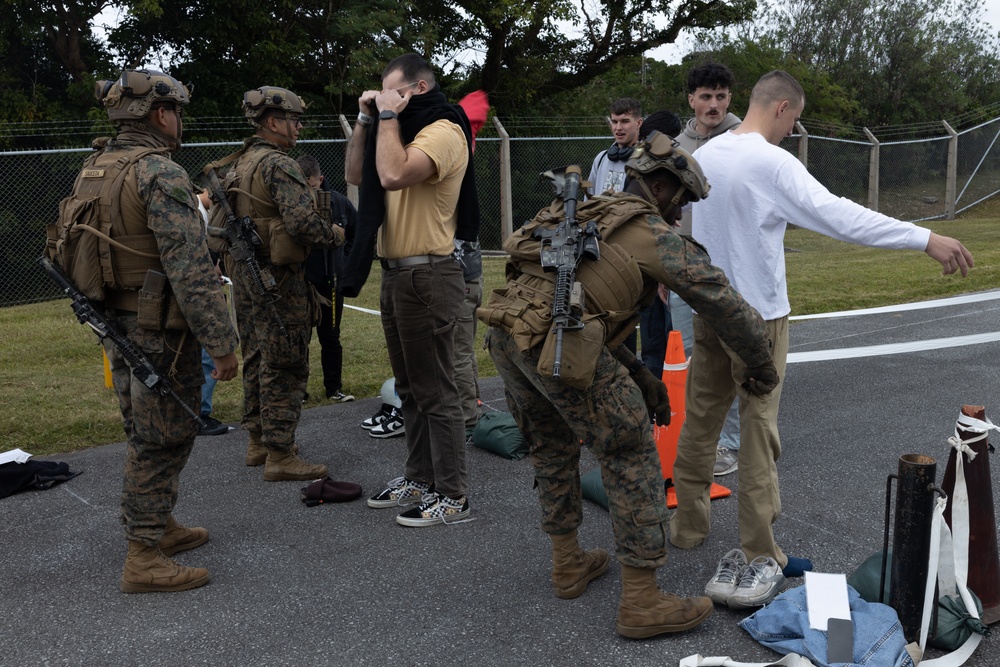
[3,291,1000,666]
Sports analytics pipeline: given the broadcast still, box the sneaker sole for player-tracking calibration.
[395,507,471,527]
[369,425,405,439]
[713,462,739,477]
[705,585,738,605]
[616,603,713,638]
[727,579,788,609]
[367,495,425,509]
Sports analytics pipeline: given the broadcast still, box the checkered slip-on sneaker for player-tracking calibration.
[367,476,432,509]
[395,492,471,527]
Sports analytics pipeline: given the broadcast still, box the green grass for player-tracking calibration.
[4,210,997,457]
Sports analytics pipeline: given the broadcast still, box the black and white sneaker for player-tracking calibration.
[369,407,404,439]
[361,404,392,431]
[328,391,355,403]
[367,476,432,508]
[395,492,470,527]
[198,415,230,437]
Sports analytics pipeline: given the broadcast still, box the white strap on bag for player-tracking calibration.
[679,654,817,667]
[916,413,994,666]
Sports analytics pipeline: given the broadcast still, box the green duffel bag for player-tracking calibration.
[581,467,609,510]
[471,411,528,460]
[848,549,989,651]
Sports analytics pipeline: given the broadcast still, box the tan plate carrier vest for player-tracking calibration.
[211,146,309,267]
[45,145,188,329]
[478,194,658,388]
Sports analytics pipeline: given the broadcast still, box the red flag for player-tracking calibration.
[457,90,489,153]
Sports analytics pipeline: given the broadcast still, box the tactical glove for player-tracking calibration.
[742,363,779,396]
[633,366,671,426]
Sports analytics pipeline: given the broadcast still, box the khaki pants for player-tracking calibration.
[670,315,789,566]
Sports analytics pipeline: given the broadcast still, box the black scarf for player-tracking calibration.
[339,84,481,298]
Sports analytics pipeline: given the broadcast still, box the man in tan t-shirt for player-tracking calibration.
[345,52,480,527]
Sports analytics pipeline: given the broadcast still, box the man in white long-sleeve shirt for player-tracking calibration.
[670,69,973,609]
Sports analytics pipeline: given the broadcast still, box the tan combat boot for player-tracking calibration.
[158,515,209,556]
[550,530,610,599]
[616,564,713,638]
[120,541,210,594]
[262,448,327,481]
[245,433,267,466]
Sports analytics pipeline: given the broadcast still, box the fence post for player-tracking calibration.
[943,120,958,220]
[863,127,880,212]
[494,116,513,244]
[795,121,808,167]
[337,114,360,208]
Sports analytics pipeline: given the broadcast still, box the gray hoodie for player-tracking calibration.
[676,112,742,236]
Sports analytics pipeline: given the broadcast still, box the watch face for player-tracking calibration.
[379,110,398,120]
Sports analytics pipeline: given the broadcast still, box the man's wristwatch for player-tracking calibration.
[357,112,373,127]
[379,110,399,121]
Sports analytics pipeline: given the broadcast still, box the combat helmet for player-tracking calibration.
[95,69,191,122]
[242,86,307,127]
[625,130,710,204]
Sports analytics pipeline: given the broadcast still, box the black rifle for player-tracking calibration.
[39,256,207,430]
[534,165,601,379]
[201,166,287,337]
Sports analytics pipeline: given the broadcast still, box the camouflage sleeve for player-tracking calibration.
[626,213,773,369]
[262,153,344,248]
[137,156,239,358]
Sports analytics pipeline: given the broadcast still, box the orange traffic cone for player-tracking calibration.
[654,330,731,508]
[942,405,1000,625]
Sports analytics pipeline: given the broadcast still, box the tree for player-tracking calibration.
[0,1,114,127]
[756,0,1000,126]
[101,0,760,117]
[403,0,759,115]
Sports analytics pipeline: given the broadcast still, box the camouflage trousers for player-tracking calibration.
[228,258,312,451]
[103,313,201,546]
[487,327,670,568]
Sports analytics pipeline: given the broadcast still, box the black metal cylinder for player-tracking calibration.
[889,453,937,642]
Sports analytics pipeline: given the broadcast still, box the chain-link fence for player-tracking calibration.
[3,116,999,307]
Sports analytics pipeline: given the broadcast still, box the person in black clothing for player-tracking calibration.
[296,155,356,402]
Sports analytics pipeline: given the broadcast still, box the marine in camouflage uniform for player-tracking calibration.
[86,70,239,592]
[221,87,344,481]
[478,132,778,638]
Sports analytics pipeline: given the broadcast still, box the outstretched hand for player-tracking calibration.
[925,232,973,277]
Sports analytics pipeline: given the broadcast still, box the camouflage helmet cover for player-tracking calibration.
[242,86,307,126]
[95,69,191,122]
[625,130,710,201]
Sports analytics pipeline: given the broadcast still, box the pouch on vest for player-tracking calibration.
[236,148,309,267]
[536,315,605,390]
[136,270,167,329]
[46,196,106,301]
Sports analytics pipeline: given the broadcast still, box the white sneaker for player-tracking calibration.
[361,404,391,430]
[369,407,404,438]
[705,548,748,605]
[727,556,788,609]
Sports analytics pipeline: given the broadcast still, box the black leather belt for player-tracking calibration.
[380,254,454,270]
